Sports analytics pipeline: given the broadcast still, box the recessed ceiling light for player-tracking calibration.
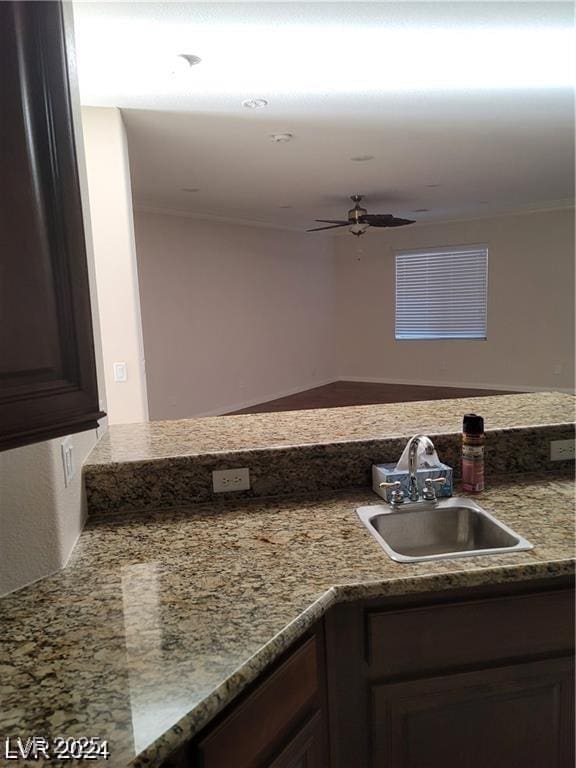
[181,187,200,193]
[269,133,293,143]
[351,155,374,162]
[242,98,268,109]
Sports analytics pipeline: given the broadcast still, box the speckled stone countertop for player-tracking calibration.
[1,472,574,768]
[87,392,575,465]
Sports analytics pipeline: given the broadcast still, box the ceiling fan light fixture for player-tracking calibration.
[349,222,369,237]
[307,194,415,234]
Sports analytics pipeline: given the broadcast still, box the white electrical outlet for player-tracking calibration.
[212,468,250,493]
[61,436,75,487]
[550,439,576,461]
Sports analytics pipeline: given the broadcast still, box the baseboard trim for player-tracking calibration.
[337,375,575,395]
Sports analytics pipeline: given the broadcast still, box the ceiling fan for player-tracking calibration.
[307,194,415,237]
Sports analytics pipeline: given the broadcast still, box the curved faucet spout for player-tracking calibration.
[407,435,436,502]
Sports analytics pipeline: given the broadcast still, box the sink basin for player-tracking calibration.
[356,498,533,563]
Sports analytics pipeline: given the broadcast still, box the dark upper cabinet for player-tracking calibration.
[0,1,105,451]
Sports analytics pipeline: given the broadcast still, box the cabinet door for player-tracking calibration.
[371,656,574,768]
[0,1,104,450]
[196,637,320,768]
[268,711,325,768]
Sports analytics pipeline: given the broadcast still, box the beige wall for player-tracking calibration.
[82,106,148,425]
[0,5,106,597]
[335,207,575,392]
[0,430,101,596]
[134,211,337,418]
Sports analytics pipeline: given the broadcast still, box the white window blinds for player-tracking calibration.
[395,245,488,340]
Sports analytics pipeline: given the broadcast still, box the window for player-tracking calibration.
[395,245,488,341]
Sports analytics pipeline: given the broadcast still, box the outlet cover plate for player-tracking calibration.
[550,439,576,461]
[212,467,250,493]
[61,436,75,487]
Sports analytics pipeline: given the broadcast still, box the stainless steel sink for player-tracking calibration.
[356,498,533,563]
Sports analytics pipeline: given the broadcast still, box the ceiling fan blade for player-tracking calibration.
[307,223,349,232]
[363,214,415,228]
[361,214,394,223]
[313,219,349,224]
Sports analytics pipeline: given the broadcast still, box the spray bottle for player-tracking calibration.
[462,414,485,492]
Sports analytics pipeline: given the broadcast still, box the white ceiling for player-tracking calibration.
[73,2,575,231]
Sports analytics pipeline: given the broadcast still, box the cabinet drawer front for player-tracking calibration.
[197,636,318,768]
[368,589,575,677]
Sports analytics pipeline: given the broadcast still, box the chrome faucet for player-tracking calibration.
[407,435,436,502]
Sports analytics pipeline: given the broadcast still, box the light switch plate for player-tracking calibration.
[113,362,127,382]
[550,439,576,461]
[212,468,250,493]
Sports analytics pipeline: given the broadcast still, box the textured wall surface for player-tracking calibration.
[134,211,337,419]
[335,207,575,392]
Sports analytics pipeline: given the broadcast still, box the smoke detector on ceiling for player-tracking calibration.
[242,98,268,109]
[269,133,294,143]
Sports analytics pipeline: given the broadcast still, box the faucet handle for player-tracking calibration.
[422,476,447,501]
[379,480,405,506]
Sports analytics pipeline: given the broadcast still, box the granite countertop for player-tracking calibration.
[87,392,575,465]
[1,472,574,768]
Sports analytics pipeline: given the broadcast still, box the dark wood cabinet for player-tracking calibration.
[326,578,575,768]
[371,657,574,768]
[0,1,104,451]
[163,580,574,768]
[191,630,329,768]
[268,711,325,768]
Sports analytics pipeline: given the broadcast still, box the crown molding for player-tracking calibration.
[134,198,574,238]
[408,199,575,229]
[133,204,304,234]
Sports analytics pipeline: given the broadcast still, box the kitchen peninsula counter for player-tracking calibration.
[87,391,574,465]
[1,471,574,768]
[83,392,575,518]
